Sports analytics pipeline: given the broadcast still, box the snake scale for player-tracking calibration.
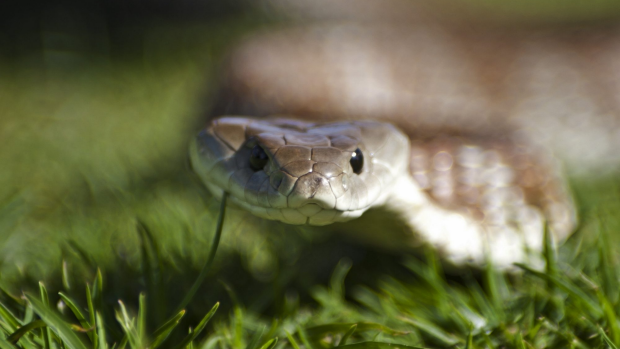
[190,2,620,268]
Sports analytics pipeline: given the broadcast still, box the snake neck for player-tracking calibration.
[365,174,543,269]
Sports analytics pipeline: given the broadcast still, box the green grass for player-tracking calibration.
[2,6,620,349]
[2,184,620,348]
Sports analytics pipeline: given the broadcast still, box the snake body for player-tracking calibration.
[189,13,620,267]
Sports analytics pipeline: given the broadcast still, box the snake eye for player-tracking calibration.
[350,148,364,174]
[250,145,269,171]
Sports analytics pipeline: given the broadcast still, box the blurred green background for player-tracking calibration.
[3,0,620,345]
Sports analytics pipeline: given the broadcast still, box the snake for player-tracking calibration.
[188,6,620,268]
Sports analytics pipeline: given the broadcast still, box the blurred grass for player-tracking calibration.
[1,1,620,348]
[0,16,262,284]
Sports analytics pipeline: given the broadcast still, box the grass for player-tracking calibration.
[1,181,620,348]
[2,5,620,349]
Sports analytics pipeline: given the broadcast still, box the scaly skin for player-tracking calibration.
[214,22,620,176]
[192,8,620,267]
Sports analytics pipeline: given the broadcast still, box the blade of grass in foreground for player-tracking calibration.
[515,263,603,318]
[173,302,219,349]
[258,337,278,349]
[6,319,46,344]
[336,342,428,349]
[285,330,302,349]
[86,284,99,346]
[174,192,227,314]
[338,324,357,346]
[305,323,406,340]
[39,282,52,349]
[58,292,93,342]
[26,294,88,349]
[0,336,17,349]
[0,303,21,331]
[150,310,185,348]
[245,324,266,349]
[96,312,108,349]
[600,326,619,349]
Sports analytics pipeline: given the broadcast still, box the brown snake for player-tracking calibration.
[190,3,620,268]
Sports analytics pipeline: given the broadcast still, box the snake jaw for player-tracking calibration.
[190,116,409,225]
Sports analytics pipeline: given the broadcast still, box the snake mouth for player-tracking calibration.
[229,194,367,225]
[225,169,367,225]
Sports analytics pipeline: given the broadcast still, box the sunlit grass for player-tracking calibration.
[1,191,620,348]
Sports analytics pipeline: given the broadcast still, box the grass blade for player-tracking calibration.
[150,310,185,348]
[246,325,265,349]
[58,292,94,343]
[339,324,357,346]
[516,263,603,318]
[115,300,141,349]
[336,342,427,349]
[137,220,165,324]
[597,220,618,304]
[296,326,313,349]
[0,336,17,349]
[117,334,128,349]
[399,317,459,346]
[92,269,104,309]
[173,302,219,349]
[599,290,620,345]
[26,294,88,349]
[284,331,301,349]
[62,260,71,291]
[306,323,406,339]
[86,284,99,346]
[484,259,505,321]
[515,333,526,349]
[465,332,474,349]
[96,312,108,349]
[258,337,278,349]
[600,326,619,349]
[39,282,52,349]
[0,303,21,331]
[330,258,352,300]
[175,193,227,313]
[6,319,46,344]
[137,293,146,344]
[543,224,557,284]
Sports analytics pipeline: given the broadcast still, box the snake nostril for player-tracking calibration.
[308,177,323,198]
[288,173,336,209]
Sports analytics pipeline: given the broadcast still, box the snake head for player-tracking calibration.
[189,116,409,225]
